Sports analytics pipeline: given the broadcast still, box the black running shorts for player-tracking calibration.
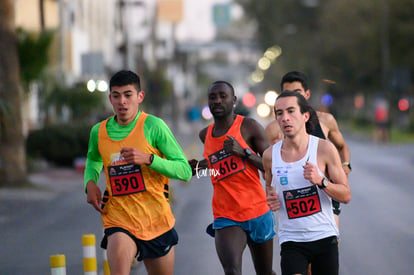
[101,227,178,261]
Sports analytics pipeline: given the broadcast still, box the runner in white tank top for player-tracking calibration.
[262,91,351,275]
[271,135,338,245]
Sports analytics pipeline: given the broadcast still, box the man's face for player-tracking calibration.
[275,96,308,138]
[208,83,236,118]
[282,81,310,100]
[109,84,144,125]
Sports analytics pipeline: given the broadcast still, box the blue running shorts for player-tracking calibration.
[212,210,276,243]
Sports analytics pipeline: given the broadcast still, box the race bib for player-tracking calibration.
[209,149,246,181]
[108,164,146,196]
[283,185,321,219]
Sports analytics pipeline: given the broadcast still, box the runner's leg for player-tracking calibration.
[311,237,338,275]
[247,238,274,275]
[215,226,247,275]
[144,247,175,275]
[107,232,137,275]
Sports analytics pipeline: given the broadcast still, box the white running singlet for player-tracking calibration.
[271,135,339,245]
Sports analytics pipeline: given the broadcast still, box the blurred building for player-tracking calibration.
[15,0,119,82]
[13,0,186,89]
[13,0,190,130]
[14,0,262,132]
[15,0,120,131]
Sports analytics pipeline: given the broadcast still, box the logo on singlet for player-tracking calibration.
[110,152,126,166]
[109,167,116,176]
[276,169,288,185]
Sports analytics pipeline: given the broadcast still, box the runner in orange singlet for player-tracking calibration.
[84,70,192,275]
[189,81,276,275]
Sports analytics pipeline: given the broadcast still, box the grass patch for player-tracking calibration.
[389,128,414,143]
[344,120,414,143]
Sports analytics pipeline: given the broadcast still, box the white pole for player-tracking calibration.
[82,234,97,275]
[103,248,110,275]
[50,254,66,275]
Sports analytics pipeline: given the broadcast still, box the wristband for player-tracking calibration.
[148,154,154,165]
[342,162,351,171]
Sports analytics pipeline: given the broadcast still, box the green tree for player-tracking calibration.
[46,83,105,123]
[235,0,323,89]
[236,0,414,92]
[142,68,173,116]
[236,0,414,126]
[320,0,414,91]
[318,0,414,125]
[17,28,54,91]
[319,0,384,92]
[0,0,27,187]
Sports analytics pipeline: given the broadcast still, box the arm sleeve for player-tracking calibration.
[83,123,103,190]
[145,116,192,182]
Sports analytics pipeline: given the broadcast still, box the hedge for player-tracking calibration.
[26,123,92,166]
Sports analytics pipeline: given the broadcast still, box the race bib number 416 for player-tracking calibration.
[108,164,146,196]
[283,185,321,219]
[209,149,246,181]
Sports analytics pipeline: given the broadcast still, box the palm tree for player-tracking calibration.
[0,0,28,187]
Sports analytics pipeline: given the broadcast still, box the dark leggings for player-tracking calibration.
[215,226,274,275]
[280,236,339,275]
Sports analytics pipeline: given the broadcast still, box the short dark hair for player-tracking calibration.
[109,70,141,91]
[280,71,309,91]
[209,80,235,96]
[276,90,317,134]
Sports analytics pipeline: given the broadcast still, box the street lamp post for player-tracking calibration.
[117,0,144,70]
[58,0,66,83]
[380,0,390,94]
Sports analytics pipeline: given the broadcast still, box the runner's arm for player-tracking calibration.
[145,116,192,182]
[240,117,271,171]
[325,113,351,175]
[308,140,351,204]
[263,146,280,211]
[84,123,103,192]
[188,127,208,176]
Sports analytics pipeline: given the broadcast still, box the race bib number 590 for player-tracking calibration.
[209,149,246,181]
[108,164,145,196]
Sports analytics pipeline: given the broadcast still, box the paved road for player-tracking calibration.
[1,132,413,274]
[0,169,103,274]
[339,136,414,275]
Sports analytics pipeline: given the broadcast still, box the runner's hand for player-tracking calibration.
[266,185,280,211]
[86,181,104,213]
[224,135,244,157]
[121,147,152,165]
[303,161,323,186]
[188,159,198,176]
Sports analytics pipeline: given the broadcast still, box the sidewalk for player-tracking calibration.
[0,124,199,202]
[0,167,84,201]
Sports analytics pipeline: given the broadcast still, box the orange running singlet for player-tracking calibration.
[98,112,175,240]
[203,115,269,221]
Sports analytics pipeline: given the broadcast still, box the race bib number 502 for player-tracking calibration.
[209,149,246,181]
[283,185,321,219]
[108,164,146,196]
